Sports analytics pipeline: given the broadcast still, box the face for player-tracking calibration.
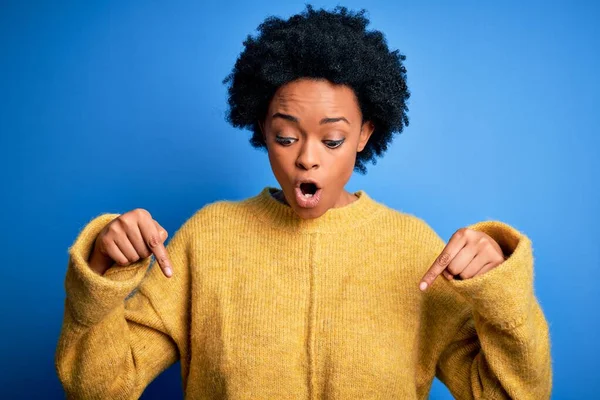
[259,78,374,219]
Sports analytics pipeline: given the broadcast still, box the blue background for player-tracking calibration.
[2,1,598,398]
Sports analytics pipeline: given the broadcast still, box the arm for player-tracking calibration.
[55,213,193,399]
[416,220,552,399]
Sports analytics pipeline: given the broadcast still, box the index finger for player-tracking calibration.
[139,219,173,278]
[419,232,467,291]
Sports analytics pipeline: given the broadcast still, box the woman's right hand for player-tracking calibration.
[88,209,173,278]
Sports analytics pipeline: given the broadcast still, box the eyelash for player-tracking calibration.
[275,136,345,149]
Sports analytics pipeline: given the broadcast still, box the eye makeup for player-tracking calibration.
[323,139,345,149]
[274,135,345,149]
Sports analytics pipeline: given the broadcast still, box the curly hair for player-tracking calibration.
[223,4,410,174]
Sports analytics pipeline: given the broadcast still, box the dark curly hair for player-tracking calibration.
[223,4,410,174]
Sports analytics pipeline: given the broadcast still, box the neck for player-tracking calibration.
[244,186,382,234]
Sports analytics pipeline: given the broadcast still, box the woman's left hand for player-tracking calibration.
[419,227,507,291]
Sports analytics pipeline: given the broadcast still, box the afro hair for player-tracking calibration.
[223,4,410,173]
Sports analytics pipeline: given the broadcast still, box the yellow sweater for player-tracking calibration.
[55,187,552,399]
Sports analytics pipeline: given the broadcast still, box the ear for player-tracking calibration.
[357,121,375,152]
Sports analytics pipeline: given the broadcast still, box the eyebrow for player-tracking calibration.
[272,113,350,125]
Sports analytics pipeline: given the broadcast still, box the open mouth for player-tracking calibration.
[294,181,322,208]
[299,182,319,198]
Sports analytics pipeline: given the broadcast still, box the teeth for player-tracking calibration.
[303,193,313,198]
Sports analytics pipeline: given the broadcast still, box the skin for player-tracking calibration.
[259,78,508,289]
[419,227,508,290]
[259,78,374,220]
[88,79,506,282]
[89,209,173,277]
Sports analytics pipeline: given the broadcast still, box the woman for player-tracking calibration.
[55,5,552,399]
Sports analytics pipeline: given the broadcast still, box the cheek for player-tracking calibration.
[322,148,356,188]
[268,147,293,169]
[267,147,293,182]
[333,146,358,172]
[338,158,355,183]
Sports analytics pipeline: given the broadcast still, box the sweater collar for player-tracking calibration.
[243,186,384,234]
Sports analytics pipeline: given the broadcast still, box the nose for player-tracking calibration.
[295,139,320,170]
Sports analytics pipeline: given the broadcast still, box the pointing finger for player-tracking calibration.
[139,219,173,278]
[152,241,172,278]
[420,229,468,291]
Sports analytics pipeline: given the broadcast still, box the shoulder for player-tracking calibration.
[369,199,441,241]
[193,198,242,218]
[186,197,249,225]
[365,199,447,267]
[178,195,262,236]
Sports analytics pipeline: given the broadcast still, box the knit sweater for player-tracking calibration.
[55,186,552,399]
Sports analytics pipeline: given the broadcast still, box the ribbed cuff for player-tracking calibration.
[448,221,535,330]
[64,213,152,327]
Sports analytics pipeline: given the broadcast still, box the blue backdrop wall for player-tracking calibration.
[2,1,598,398]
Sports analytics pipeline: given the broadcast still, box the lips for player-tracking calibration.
[294,179,322,209]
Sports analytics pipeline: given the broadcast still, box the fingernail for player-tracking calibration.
[419,281,428,291]
[165,266,173,277]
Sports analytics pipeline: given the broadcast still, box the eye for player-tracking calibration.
[324,139,345,149]
[275,135,297,146]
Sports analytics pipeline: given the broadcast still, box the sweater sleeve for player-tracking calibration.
[55,212,193,399]
[415,220,552,400]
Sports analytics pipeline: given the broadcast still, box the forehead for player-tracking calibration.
[269,79,361,118]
